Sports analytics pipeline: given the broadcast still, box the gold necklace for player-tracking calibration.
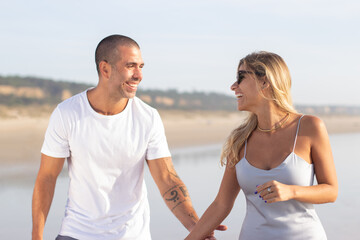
[257,112,291,132]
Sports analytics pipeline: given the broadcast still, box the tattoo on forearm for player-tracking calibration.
[169,165,180,179]
[170,199,189,211]
[179,186,188,197]
[163,185,191,211]
[170,172,180,179]
[188,213,198,221]
[166,190,180,203]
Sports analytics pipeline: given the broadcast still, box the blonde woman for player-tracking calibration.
[185,51,338,240]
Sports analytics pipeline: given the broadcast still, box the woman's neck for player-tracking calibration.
[254,103,289,132]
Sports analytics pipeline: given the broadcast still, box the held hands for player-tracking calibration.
[203,225,228,240]
[255,180,295,204]
[186,224,227,240]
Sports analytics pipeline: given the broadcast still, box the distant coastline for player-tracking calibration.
[1,75,360,115]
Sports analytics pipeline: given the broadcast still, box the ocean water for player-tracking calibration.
[0,133,359,240]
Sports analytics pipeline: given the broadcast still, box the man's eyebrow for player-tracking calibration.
[126,62,145,66]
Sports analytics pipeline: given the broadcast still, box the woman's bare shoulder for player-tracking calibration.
[299,114,328,138]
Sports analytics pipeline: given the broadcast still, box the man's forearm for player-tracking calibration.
[147,157,200,231]
[32,176,57,240]
[162,183,199,231]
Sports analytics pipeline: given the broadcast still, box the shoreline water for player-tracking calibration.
[2,133,359,240]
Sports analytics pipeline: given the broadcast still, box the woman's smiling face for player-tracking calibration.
[231,64,264,112]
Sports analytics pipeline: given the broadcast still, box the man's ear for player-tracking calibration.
[99,61,112,79]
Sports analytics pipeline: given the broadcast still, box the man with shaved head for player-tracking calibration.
[32,35,225,240]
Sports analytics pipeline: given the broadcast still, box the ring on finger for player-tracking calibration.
[267,187,271,193]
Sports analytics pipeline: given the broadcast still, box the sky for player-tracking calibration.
[1,0,359,106]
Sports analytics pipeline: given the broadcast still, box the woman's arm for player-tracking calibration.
[185,163,241,240]
[258,115,338,204]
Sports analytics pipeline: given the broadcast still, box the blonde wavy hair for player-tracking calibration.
[221,51,297,167]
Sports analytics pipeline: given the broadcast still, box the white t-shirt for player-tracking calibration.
[41,90,171,240]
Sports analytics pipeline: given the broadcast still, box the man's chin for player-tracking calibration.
[126,92,137,99]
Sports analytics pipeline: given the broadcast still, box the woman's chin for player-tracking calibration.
[237,105,246,111]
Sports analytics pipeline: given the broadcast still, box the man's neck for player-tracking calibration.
[87,87,129,115]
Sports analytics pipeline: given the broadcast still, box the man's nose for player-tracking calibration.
[133,68,143,80]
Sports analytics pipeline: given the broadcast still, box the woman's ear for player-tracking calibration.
[261,80,270,90]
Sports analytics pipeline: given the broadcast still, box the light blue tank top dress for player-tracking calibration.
[235,116,327,240]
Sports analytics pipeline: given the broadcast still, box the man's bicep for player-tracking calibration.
[38,153,66,180]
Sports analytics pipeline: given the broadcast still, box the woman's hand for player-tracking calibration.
[255,180,295,204]
[196,225,228,240]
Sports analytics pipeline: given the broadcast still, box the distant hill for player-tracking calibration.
[0,76,91,106]
[0,75,237,111]
[1,75,359,115]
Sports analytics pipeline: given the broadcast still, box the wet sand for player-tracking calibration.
[1,111,360,165]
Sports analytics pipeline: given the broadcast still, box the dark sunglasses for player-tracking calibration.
[236,70,265,85]
[236,70,254,85]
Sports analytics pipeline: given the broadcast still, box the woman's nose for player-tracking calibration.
[230,82,237,91]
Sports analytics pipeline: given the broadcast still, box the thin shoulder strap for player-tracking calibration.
[292,115,305,152]
[243,139,248,158]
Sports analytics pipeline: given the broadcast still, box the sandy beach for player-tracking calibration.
[1,111,360,165]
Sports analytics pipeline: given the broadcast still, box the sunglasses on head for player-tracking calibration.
[236,70,265,85]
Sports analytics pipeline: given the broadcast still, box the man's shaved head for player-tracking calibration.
[95,34,140,75]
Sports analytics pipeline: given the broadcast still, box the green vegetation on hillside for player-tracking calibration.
[0,75,237,110]
[0,76,92,106]
[1,75,359,115]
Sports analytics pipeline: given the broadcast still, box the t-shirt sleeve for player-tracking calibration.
[41,106,70,158]
[146,110,171,160]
